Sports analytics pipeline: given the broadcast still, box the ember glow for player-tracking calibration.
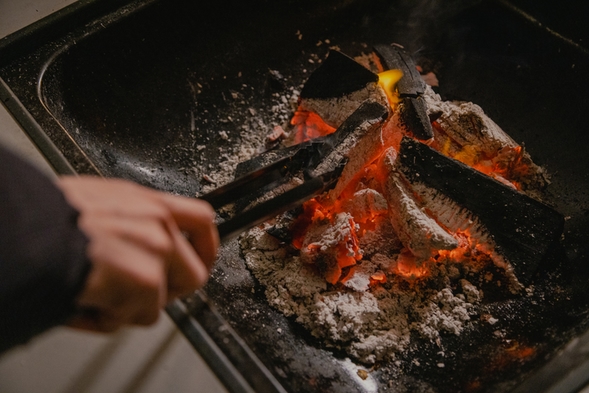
[290,109,336,143]
[287,57,538,286]
[239,47,562,368]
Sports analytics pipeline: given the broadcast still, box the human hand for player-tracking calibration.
[56,176,219,332]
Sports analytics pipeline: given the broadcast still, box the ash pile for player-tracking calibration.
[237,45,563,364]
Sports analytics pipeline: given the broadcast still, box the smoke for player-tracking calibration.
[386,0,482,57]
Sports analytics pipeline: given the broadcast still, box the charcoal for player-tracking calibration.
[374,45,433,140]
[230,101,388,214]
[299,51,388,128]
[309,100,388,178]
[381,147,459,259]
[398,136,564,283]
[373,44,425,97]
[398,96,434,140]
[300,50,379,99]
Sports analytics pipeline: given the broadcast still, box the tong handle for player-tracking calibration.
[216,167,342,241]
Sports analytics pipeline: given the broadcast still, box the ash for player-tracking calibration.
[240,225,487,364]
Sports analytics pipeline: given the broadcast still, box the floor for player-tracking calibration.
[0,2,227,392]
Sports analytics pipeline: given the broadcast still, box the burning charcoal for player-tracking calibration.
[398,96,433,141]
[340,189,388,224]
[373,44,425,97]
[425,93,518,158]
[380,147,459,261]
[397,136,564,284]
[325,109,407,202]
[299,50,389,128]
[310,100,389,179]
[300,212,362,284]
[374,44,434,140]
[423,89,549,192]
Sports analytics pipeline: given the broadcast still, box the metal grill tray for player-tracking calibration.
[1,0,588,391]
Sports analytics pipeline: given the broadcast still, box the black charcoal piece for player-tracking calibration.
[374,44,425,97]
[300,50,379,99]
[398,96,434,140]
[230,101,388,213]
[398,137,564,283]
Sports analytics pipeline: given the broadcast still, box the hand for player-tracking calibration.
[56,176,219,332]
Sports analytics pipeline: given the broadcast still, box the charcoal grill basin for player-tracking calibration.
[1,0,589,392]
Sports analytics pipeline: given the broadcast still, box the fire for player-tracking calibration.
[394,252,429,279]
[378,69,403,106]
[290,109,336,143]
[433,121,531,191]
[285,52,536,286]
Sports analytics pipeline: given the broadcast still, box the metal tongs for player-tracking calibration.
[200,100,389,241]
[200,137,346,241]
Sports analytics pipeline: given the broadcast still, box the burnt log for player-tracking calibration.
[398,96,433,141]
[373,44,425,97]
[398,136,564,284]
[374,44,433,140]
[301,50,379,99]
[229,101,388,213]
[299,50,388,128]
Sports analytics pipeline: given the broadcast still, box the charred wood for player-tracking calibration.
[398,136,564,284]
[301,50,379,99]
[373,44,425,98]
[398,96,433,141]
[374,44,433,140]
[299,51,388,128]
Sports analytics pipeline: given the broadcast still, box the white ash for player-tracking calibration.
[310,108,387,178]
[196,83,301,195]
[300,83,388,128]
[382,149,459,259]
[240,226,483,364]
[423,85,550,195]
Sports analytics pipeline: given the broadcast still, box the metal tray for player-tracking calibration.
[1,0,588,392]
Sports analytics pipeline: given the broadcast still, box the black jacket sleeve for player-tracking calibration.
[0,145,91,353]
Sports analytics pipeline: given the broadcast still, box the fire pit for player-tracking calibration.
[0,0,588,392]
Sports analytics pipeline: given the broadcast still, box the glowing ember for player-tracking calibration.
[290,109,337,143]
[238,47,557,367]
[285,58,543,287]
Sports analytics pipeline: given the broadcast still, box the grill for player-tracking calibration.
[1,0,588,392]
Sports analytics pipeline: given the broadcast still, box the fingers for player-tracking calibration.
[157,193,220,268]
[57,176,220,334]
[74,232,166,332]
[166,228,210,300]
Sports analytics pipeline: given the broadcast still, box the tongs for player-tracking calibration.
[199,138,346,241]
[200,100,389,241]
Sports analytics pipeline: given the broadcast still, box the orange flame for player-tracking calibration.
[378,69,403,107]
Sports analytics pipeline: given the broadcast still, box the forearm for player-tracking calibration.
[0,145,90,353]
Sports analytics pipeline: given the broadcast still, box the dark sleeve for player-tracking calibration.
[0,145,91,353]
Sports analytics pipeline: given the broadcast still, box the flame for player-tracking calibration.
[378,69,403,106]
